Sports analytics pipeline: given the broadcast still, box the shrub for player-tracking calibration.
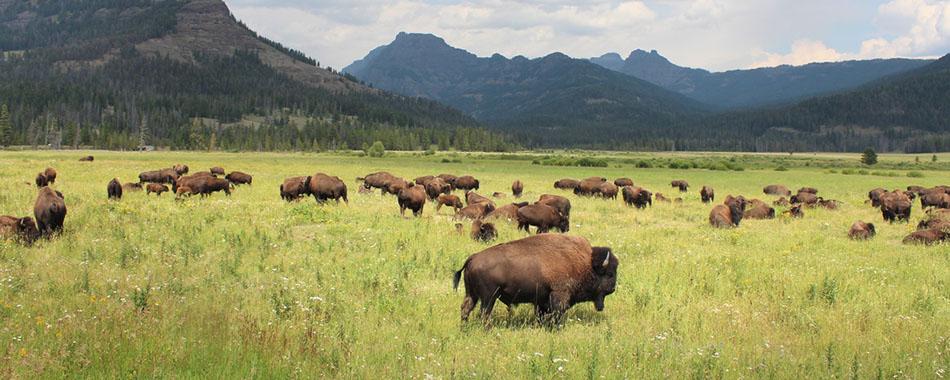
[365,141,385,157]
[861,148,878,165]
[636,160,652,168]
[775,166,788,171]
[841,169,856,175]
[907,171,925,178]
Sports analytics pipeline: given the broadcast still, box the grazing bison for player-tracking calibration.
[181,177,230,197]
[537,194,571,219]
[437,194,464,213]
[43,167,57,184]
[614,178,634,187]
[146,183,169,196]
[920,190,950,209]
[307,173,348,203]
[700,186,715,203]
[512,180,524,198]
[574,178,606,197]
[917,209,950,231]
[817,198,840,210]
[456,202,495,220]
[359,171,396,190]
[0,215,40,246]
[655,193,671,203]
[34,187,66,236]
[397,185,426,217]
[783,204,804,218]
[486,202,529,222]
[763,185,792,197]
[107,178,122,200]
[902,229,948,245]
[470,220,498,242]
[880,190,912,223]
[848,221,876,240]
[122,182,143,192]
[744,203,775,219]
[517,204,569,233]
[709,195,747,228]
[622,186,652,209]
[175,186,194,199]
[773,197,790,207]
[384,179,413,196]
[210,167,225,176]
[466,192,494,207]
[425,178,451,200]
[35,173,48,187]
[139,169,179,184]
[78,156,94,162]
[414,175,436,186]
[553,179,580,190]
[453,234,618,323]
[868,188,887,207]
[225,171,253,186]
[437,174,459,188]
[599,182,619,199]
[173,164,189,175]
[797,187,818,195]
[671,180,689,192]
[455,176,480,191]
[280,176,311,201]
[790,191,818,207]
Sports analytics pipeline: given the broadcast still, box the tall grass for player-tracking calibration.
[0,151,946,378]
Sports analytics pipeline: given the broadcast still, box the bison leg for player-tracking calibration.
[461,295,477,322]
[547,291,571,326]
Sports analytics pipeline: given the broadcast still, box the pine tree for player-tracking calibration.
[861,148,878,166]
[0,104,10,147]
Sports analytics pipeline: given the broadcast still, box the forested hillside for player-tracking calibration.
[0,0,515,151]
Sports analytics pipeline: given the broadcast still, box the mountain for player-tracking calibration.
[682,54,950,152]
[0,0,513,151]
[344,33,707,147]
[590,50,933,109]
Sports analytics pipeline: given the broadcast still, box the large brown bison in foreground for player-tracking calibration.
[107,178,122,200]
[0,215,40,246]
[34,187,66,236]
[308,174,348,203]
[709,195,746,228]
[848,221,876,240]
[453,234,618,323]
[280,176,311,201]
[763,185,791,197]
[517,204,569,233]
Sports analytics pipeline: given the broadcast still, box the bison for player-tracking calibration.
[797,187,818,195]
[225,171,253,186]
[107,178,122,200]
[486,202,529,222]
[470,220,498,242]
[78,156,94,162]
[210,167,225,176]
[175,186,194,199]
[181,177,230,197]
[436,194,464,213]
[537,194,571,219]
[614,178,634,187]
[455,176,480,191]
[868,188,888,207]
[35,173,48,188]
[709,195,746,228]
[43,167,57,184]
[773,197,790,207]
[139,169,179,184]
[512,180,524,198]
[425,178,451,200]
[783,204,804,218]
[880,190,912,223]
[397,184,426,216]
[0,215,40,246]
[173,164,189,175]
[848,221,876,240]
[902,229,948,245]
[307,173,348,203]
[599,182,619,199]
[700,186,715,203]
[655,193,671,203]
[517,204,569,233]
[622,186,651,209]
[414,175,436,186]
[920,190,950,209]
[359,171,396,190]
[466,192,494,207]
[437,174,459,188]
[280,176,311,201]
[34,187,66,236]
[671,180,689,192]
[790,192,819,207]
[744,203,775,219]
[453,234,618,323]
[146,183,169,196]
[574,178,606,197]
[456,202,495,220]
[122,182,143,192]
[384,179,413,196]
[763,185,792,197]
[553,179,580,190]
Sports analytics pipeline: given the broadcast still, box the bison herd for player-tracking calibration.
[3,160,948,325]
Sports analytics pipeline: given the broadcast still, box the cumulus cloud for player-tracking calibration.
[225,0,947,72]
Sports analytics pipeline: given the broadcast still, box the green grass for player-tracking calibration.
[0,150,947,378]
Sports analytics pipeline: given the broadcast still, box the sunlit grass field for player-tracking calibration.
[0,150,947,378]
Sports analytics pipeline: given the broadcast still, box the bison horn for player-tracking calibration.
[602,251,611,267]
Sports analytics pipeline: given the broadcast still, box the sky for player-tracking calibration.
[225,0,950,72]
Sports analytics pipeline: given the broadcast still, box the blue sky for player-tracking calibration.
[225,0,950,71]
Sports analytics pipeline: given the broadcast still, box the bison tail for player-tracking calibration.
[452,258,471,291]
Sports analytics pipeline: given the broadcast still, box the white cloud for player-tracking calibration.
[750,39,849,68]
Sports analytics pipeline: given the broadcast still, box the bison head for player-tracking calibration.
[16,217,40,246]
[589,247,618,311]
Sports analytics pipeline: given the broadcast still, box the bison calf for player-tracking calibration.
[700,186,715,203]
[517,204,569,233]
[453,234,618,324]
[146,183,169,196]
[225,171,253,186]
[848,221,876,240]
[436,194,463,213]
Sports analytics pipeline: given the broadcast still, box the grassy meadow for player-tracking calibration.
[0,150,948,378]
